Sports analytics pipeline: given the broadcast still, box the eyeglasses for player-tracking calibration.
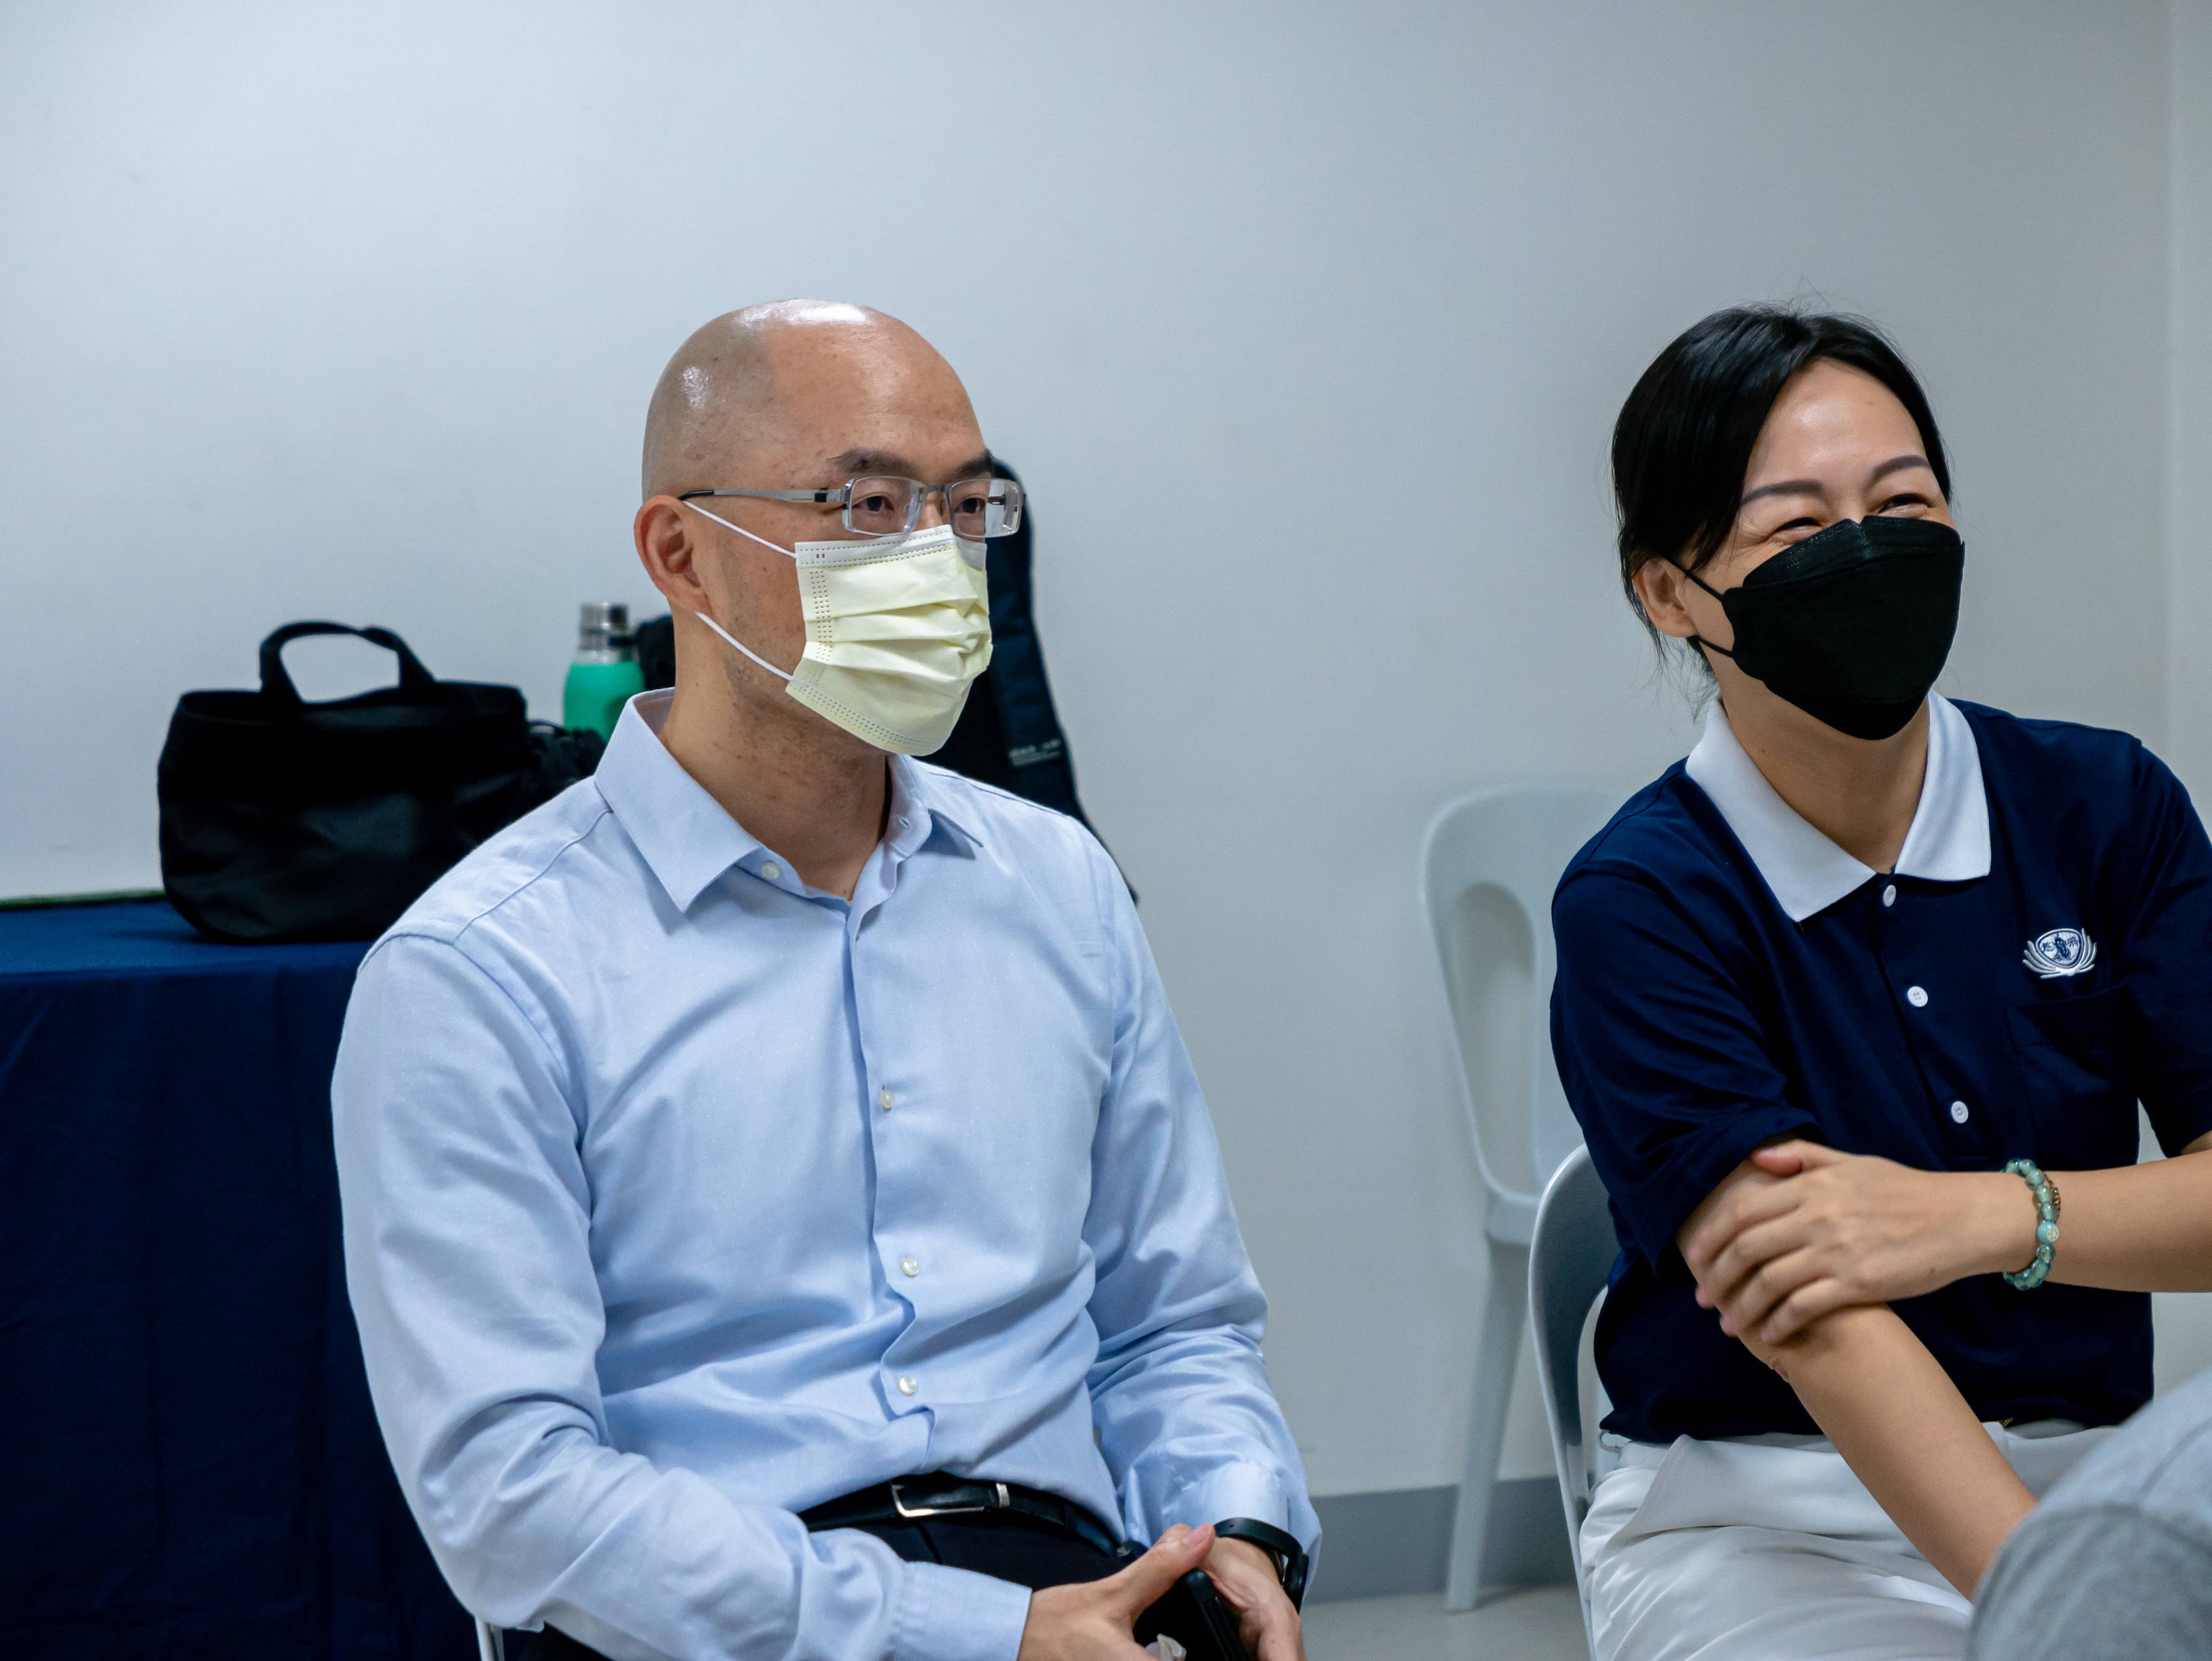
[677,475,1024,540]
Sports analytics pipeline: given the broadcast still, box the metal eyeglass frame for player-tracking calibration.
[676,475,1023,539]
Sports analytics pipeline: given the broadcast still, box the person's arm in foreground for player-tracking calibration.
[1968,1502,2212,1661]
[1966,1373,2212,1661]
[1058,833,1317,1661]
[1680,1160,2034,1597]
[336,933,1033,1661]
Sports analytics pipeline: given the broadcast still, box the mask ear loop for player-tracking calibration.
[678,500,798,683]
[692,608,794,683]
[1682,564,1738,661]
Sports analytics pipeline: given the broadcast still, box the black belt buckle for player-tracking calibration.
[1135,1568,1244,1661]
[889,1477,1011,1520]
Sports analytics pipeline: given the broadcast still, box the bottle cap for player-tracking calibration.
[578,602,632,653]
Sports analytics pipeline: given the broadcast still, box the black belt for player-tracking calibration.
[801,1473,1127,1563]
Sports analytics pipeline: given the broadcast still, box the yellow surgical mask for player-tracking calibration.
[680,501,993,755]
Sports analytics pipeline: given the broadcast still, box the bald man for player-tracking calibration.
[333,303,1316,1661]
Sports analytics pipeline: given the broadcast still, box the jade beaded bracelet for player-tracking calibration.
[2002,1158,2062,1291]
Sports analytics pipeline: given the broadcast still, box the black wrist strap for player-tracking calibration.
[1212,1517,1308,1609]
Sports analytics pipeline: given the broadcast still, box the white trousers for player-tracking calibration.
[1579,1422,2106,1661]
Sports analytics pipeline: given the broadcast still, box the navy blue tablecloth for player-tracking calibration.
[0,901,472,1660]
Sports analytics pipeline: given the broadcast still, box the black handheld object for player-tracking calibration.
[1128,1518,1308,1659]
[1134,1567,1245,1660]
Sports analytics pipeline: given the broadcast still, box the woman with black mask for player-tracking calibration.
[1551,306,2212,1661]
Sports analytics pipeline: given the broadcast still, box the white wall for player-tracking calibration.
[2173,0,2212,798]
[1,1,2200,1496]
[2159,0,2212,1396]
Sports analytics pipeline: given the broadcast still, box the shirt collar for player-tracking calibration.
[594,692,985,911]
[594,692,763,910]
[1683,692,1990,922]
[891,758,988,857]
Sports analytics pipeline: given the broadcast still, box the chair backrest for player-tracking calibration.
[1529,1144,1618,1650]
[1421,784,1624,1214]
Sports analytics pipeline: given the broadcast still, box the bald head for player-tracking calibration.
[640,300,977,500]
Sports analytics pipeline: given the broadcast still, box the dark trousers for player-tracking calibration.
[518,1515,1120,1659]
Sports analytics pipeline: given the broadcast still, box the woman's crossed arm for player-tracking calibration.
[1676,1133,2212,1595]
[1686,1133,2212,1349]
[1677,1158,2038,1597]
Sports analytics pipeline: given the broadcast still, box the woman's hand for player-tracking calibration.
[1681,1141,2037,1345]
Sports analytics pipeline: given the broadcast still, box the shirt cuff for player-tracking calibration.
[893,1560,1032,1661]
[1164,1462,1293,1536]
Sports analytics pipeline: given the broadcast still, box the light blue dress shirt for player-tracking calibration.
[333,693,1316,1661]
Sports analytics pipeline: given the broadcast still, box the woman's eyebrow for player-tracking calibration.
[1738,453,1931,508]
[1868,452,1933,484]
[1739,476,1821,508]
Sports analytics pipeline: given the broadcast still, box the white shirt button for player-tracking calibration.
[1907,985,1929,1008]
[1882,884,1896,907]
[879,1087,895,1111]
[1950,1100,1970,1123]
[896,1375,918,1396]
[761,861,782,882]
[900,1256,920,1277]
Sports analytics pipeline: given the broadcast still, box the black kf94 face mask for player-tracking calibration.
[1689,515,1965,741]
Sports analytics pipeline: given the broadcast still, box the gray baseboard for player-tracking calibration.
[1306,1479,1573,1604]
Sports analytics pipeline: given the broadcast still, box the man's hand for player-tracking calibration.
[1014,1525,1308,1661]
[1681,1141,2036,1345]
[1203,1537,1305,1661]
[1018,1525,1213,1661]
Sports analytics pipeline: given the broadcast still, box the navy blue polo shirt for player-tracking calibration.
[1552,696,2212,1443]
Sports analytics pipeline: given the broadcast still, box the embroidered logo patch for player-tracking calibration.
[2023,928,2096,978]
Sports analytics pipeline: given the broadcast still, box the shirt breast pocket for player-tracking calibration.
[2006,988,2136,1168]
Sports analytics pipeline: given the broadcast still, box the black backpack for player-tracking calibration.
[158,622,601,943]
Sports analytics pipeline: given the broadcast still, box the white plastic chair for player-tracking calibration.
[1421,782,1622,1609]
[1529,1144,1617,1655]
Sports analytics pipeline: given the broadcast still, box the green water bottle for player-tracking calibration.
[563,602,645,739]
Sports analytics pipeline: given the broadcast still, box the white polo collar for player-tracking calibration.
[1683,693,1990,922]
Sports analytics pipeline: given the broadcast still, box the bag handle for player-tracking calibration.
[259,621,436,711]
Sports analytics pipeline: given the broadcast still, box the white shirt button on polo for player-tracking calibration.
[1906,985,1929,1008]
[1950,1100,1970,1124]
[761,861,782,882]
[900,1256,920,1277]
[879,1087,895,1111]
[896,1375,918,1396]
[1882,884,1897,907]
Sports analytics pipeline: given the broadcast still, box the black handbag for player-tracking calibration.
[158,622,598,944]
